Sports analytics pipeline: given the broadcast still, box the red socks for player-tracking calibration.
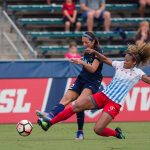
[99,128,117,137]
[50,106,116,138]
[50,105,75,125]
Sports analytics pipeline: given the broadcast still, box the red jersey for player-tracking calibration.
[63,2,76,17]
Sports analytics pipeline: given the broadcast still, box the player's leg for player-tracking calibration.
[38,95,96,131]
[36,90,78,119]
[93,100,125,139]
[36,77,82,119]
[93,111,125,139]
[75,88,93,140]
[76,111,84,139]
[93,111,114,136]
[46,78,83,118]
[52,94,96,124]
[90,92,125,139]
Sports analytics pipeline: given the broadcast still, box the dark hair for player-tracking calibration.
[82,31,100,50]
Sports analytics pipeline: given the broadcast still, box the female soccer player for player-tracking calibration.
[37,43,150,139]
[37,31,103,140]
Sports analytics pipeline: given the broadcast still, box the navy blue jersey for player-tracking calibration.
[78,47,103,86]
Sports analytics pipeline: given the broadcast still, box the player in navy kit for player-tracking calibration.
[37,31,103,140]
[36,43,150,139]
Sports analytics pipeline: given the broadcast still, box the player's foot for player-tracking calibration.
[75,130,84,140]
[37,118,51,131]
[36,110,53,120]
[115,127,125,139]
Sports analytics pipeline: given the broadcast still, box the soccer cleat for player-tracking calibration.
[36,110,53,120]
[36,110,48,118]
[115,127,125,139]
[75,130,84,140]
[36,110,52,120]
[37,118,51,131]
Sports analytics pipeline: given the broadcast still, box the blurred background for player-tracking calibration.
[0,0,150,59]
[0,1,150,150]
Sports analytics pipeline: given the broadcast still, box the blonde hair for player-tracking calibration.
[127,43,150,66]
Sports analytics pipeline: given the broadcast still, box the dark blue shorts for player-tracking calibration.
[81,10,105,23]
[69,76,101,95]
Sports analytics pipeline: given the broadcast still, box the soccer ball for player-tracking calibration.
[16,120,33,136]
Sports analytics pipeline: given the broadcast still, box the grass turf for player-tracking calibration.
[0,122,150,150]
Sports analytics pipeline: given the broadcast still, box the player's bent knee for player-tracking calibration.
[72,101,83,112]
[61,96,72,105]
[93,126,103,135]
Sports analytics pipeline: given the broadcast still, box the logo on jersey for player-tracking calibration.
[108,106,116,112]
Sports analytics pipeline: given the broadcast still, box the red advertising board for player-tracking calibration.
[0,79,48,123]
[0,78,149,123]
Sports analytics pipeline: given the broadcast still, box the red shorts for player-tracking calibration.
[92,92,121,119]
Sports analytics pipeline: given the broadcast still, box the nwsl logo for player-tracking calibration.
[0,89,31,113]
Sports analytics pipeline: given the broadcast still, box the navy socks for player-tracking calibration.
[49,103,65,118]
[76,111,85,131]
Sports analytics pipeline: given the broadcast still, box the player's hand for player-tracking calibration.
[85,48,95,54]
[70,58,82,64]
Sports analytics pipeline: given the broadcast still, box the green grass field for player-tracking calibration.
[0,122,150,150]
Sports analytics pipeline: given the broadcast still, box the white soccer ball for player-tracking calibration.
[16,120,33,136]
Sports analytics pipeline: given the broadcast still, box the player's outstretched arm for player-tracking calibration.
[142,75,150,84]
[85,49,112,66]
[70,58,100,73]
